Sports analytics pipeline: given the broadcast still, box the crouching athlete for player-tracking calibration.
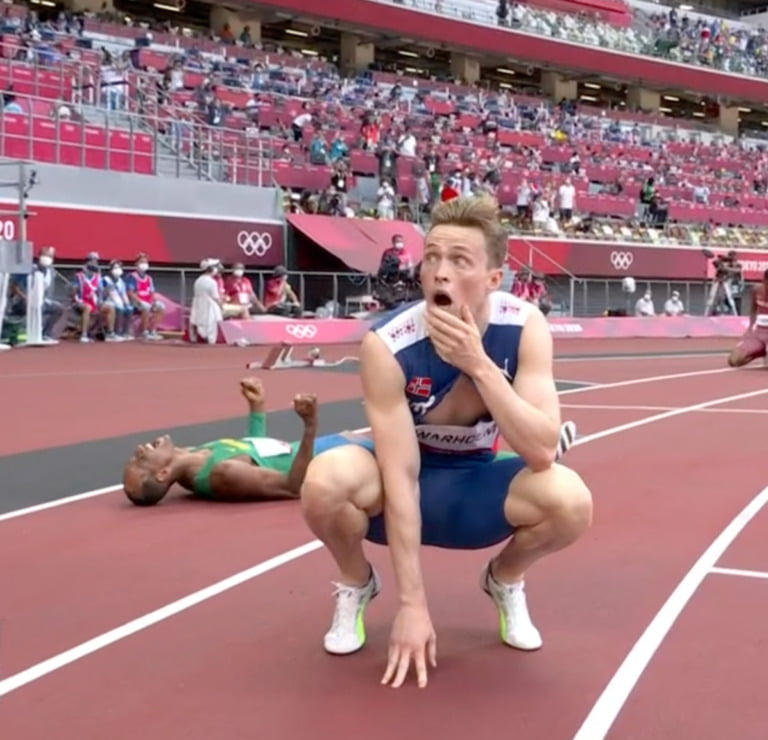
[728,268,768,368]
[300,195,593,688]
[121,377,369,506]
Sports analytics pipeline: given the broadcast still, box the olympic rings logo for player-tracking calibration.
[285,324,318,339]
[610,251,634,271]
[237,231,272,257]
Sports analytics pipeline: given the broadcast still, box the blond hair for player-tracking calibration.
[428,194,508,268]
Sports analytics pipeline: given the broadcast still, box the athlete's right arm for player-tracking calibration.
[360,331,425,606]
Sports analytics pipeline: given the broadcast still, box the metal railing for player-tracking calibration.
[560,276,748,317]
[0,90,275,184]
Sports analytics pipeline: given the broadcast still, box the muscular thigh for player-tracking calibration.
[305,444,383,515]
[366,454,527,550]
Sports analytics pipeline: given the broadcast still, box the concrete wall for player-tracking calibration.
[1,161,283,221]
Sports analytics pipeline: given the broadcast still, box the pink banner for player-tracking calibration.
[549,315,748,339]
[218,317,372,346]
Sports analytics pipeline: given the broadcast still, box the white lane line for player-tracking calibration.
[3,385,768,698]
[2,366,734,524]
[709,566,768,581]
[0,540,323,698]
[555,352,726,363]
[561,404,768,415]
[557,367,733,397]
[572,485,768,740]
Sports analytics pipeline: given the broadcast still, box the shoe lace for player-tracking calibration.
[328,582,361,633]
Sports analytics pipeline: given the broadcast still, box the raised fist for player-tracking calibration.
[293,393,318,423]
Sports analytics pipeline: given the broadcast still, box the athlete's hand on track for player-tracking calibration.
[382,604,437,688]
[425,305,487,376]
[240,377,266,408]
[293,393,318,423]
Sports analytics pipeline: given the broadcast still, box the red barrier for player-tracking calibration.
[218,317,372,346]
[549,315,748,339]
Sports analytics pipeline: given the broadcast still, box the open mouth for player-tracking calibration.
[433,291,452,307]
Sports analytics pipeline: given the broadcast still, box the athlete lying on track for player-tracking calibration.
[122,377,365,506]
[300,194,593,688]
[122,377,578,507]
[728,268,768,368]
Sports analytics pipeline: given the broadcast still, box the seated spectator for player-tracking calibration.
[635,291,656,317]
[101,260,134,340]
[70,252,114,343]
[223,263,265,316]
[125,253,164,340]
[263,265,301,317]
[664,290,685,316]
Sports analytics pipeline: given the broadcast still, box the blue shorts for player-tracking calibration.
[313,435,527,550]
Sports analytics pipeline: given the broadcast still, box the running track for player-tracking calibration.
[0,338,766,739]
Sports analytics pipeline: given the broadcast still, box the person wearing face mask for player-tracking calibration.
[101,260,134,341]
[225,263,265,316]
[8,246,63,342]
[125,253,164,340]
[70,251,114,343]
[189,258,224,344]
[634,290,656,317]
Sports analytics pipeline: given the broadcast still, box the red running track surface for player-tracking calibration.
[1,348,767,739]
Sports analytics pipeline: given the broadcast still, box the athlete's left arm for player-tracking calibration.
[470,308,561,472]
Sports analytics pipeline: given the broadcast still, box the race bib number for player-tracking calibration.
[243,437,292,458]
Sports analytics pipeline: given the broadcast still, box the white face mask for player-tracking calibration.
[137,262,149,272]
[39,255,53,267]
[112,268,123,278]
[233,269,244,278]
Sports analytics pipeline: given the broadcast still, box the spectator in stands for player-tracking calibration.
[71,252,114,343]
[558,176,576,223]
[377,177,396,220]
[189,258,223,344]
[634,291,656,317]
[101,259,134,341]
[225,263,265,315]
[329,135,348,163]
[263,265,301,317]
[3,91,23,114]
[125,253,164,340]
[291,103,312,143]
[639,177,656,223]
[309,133,329,165]
[663,291,685,316]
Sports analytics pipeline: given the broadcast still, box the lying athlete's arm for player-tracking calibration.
[208,463,299,501]
[470,307,561,472]
[360,331,425,607]
[248,410,267,437]
[285,412,317,494]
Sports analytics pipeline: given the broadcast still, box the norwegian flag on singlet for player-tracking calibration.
[406,376,433,398]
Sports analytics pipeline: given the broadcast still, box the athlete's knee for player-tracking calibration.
[506,464,593,542]
[300,445,382,522]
